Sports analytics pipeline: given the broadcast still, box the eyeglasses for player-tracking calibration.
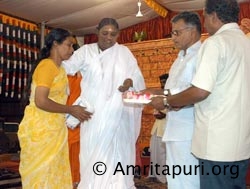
[171,27,193,37]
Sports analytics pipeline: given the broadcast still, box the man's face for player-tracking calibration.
[97,24,119,51]
[171,19,195,50]
[203,10,216,35]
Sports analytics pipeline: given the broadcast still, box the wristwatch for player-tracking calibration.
[163,89,169,96]
[163,97,170,108]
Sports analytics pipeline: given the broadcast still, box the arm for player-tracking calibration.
[62,46,86,75]
[141,86,191,96]
[140,88,164,95]
[35,86,92,122]
[150,86,210,110]
[167,85,209,107]
[123,46,146,92]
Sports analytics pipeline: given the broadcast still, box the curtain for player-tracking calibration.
[84,2,250,44]
[239,1,250,20]
[0,14,40,101]
[0,2,249,100]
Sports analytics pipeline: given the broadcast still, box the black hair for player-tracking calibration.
[159,73,169,81]
[96,18,119,30]
[21,28,71,106]
[159,73,169,89]
[172,11,202,35]
[205,0,239,23]
[72,35,80,51]
[32,28,71,76]
[40,28,71,60]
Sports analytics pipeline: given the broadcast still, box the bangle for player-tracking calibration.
[163,97,170,108]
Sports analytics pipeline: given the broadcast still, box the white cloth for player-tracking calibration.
[191,23,250,161]
[63,42,145,189]
[166,141,200,189]
[66,96,94,129]
[148,118,167,183]
[162,41,201,142]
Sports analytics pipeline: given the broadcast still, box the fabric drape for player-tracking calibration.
[84,2,250,44]
[67,74,82,184]
[63,42,145,189]
[0,14,39,100]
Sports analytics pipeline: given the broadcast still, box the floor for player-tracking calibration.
[135,176,166,189]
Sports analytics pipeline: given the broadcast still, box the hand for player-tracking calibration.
[118,78,133,92]
[154,111,166,119]
[69,105,93,122]
[149,96,166,110]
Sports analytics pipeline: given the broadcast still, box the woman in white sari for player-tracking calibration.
[63,18,145,189]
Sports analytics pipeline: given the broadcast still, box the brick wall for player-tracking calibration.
[125,38,177,150]
[125,35,208,150]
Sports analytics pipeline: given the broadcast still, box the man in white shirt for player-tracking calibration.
[143,11,202,189]
[163,11,202,189]
[148,0,250,188]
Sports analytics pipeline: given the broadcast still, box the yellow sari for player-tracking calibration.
[18,59,72,189]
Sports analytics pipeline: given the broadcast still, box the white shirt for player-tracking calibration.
[162,41,201,141]
[191,23,250,161]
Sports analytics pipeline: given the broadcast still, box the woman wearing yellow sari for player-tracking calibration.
[18,28,92,189]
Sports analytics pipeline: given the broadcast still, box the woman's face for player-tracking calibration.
[97,24,119,51]
[57,36,74,61]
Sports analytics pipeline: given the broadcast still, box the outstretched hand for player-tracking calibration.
[118,78,133,92]
[149,96,166,110]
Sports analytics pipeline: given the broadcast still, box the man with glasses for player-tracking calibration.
[146,0,250,188]
[143,11,202,189]
[163,11,202,189]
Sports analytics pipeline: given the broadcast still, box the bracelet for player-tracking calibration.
[163,97,170,108]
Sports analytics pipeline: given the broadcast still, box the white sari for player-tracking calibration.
[63,43,145,189]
